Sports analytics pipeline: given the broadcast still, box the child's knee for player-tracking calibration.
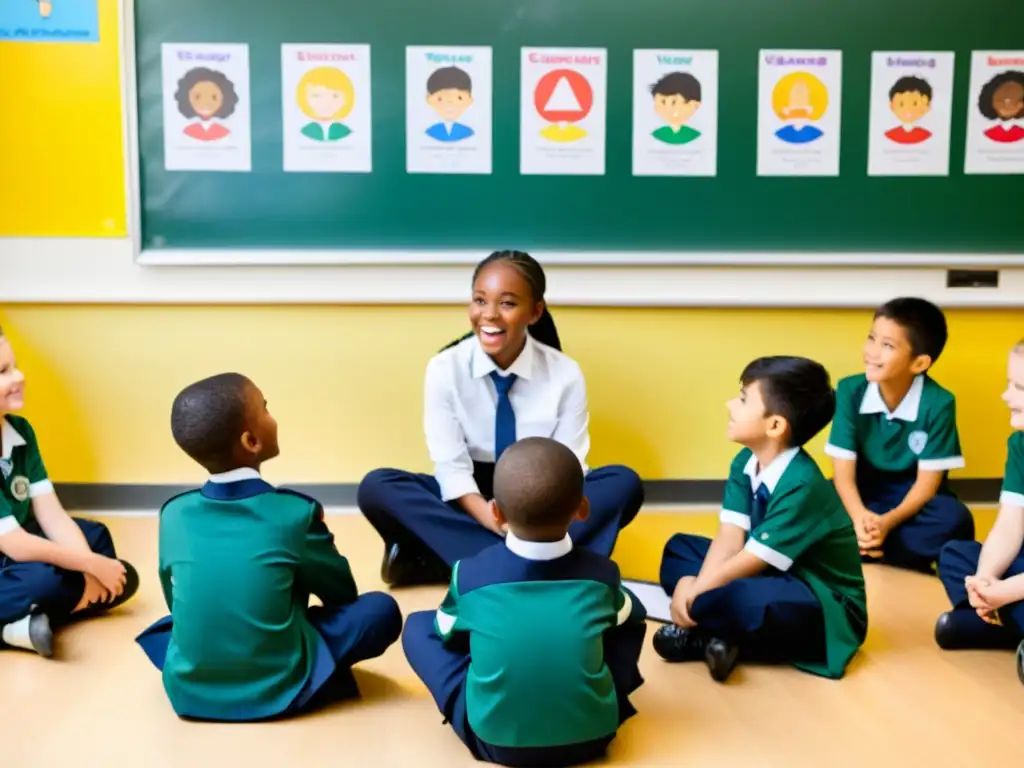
[356,468,404,510]
[362,591,403,642]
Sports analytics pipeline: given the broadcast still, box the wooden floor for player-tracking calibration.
[4,513,1024,767]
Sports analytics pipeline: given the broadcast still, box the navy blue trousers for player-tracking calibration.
[936,539,1024,649]
[0,518,115,626]
[402,610,644,767]
[136,592,403,720]
[859,478,974,573]
[659,534,828,664]
[358,462,643,565]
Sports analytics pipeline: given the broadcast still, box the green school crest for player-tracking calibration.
[10,475,30,502]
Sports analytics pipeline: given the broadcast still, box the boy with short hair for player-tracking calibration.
[135,373,402,721]
[649,71,703,145]
[885,75,933,144]
[826,297,974,573]
[425,65,475,143]
[402,436,646,767]
[0,323,138,657]
[934,339,1024,685]
[654,356,866,682]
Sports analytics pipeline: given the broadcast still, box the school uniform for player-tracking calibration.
[358,334,644,582]
[0,415,124,630]
[935,432,1024,650]
[402,531,647,767]
[824,373,974,572]
[134,468,402,722]
[659,447,867,678]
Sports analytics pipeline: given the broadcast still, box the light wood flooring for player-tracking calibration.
[3,512,1023,768]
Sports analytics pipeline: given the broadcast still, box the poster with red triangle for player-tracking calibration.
[520,47,607,175]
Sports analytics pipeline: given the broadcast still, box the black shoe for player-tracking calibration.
[380,542,450,588]
[934,611,960,650]
[705,638,740,683]
[79,560,140,618]
[1016,640,1024,687]
[934,609,1018,651]
[652,625,709,663]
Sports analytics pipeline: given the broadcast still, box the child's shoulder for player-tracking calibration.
[2,413,36,440]
[1008,430,1024,458]
[728,446,755,473]
[835,373,868,397]
[920,374,956,406]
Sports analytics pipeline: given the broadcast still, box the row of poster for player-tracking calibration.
[161,44,1024,177]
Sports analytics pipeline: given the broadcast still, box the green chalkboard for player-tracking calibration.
[133,0,1023,256]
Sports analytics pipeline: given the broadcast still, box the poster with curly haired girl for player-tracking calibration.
[965,51,1024,174]
[161,43,252,172]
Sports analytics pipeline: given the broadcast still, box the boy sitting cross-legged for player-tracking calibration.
[654,356,868,683]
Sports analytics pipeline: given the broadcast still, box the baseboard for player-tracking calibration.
[53,478,1004,512]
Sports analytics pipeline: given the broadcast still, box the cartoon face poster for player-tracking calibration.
[520,47,607,175]
[867,52,955,177]
[161,43,252,172]
[405,46,493,175]
[281,44,372,173]
[965,51,1024,175]
[632,49,718,177]
[757,50,842,176]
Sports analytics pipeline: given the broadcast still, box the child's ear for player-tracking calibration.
[490,499,508,531]
[239,430,261,456]
[909,354,932,375]
[529,300,545,325]
[574,495,591,523]
[765,414,788,440]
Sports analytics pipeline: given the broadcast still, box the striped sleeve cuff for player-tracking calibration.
[1000,490,1024,509]
[29,479,54,498]
[918,456,966,471]
[744,538,794,571]
[719,509,751,531]
[0,516,21,535]
[824,443,856,461]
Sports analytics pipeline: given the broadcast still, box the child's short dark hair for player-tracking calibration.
[493,437,583,531]
[649,72,701,102]
[889,76,932,101]
[874,297,948,364]
[427,66,472,95]
[170,373,252,472]
[978,71,1024,121]
[741,356,835,448]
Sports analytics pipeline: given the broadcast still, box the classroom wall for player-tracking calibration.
[0,2,1019,490]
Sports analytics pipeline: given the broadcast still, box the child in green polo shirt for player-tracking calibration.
[0,324,139,657]
[135,372,402,722]
[654,356,867,682]
[402,436,646,767]
[825,297,974,573]
[935,338,1024,686]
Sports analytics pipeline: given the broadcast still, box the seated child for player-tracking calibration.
[826,297,974,572]
[135,373,402,721]
[402,436,646,767]
[0,324,138,656]
[935,339,1024,685]
[654,356,867,682]
[358,250,643,588]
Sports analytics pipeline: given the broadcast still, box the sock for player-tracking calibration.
[2,615,35,651]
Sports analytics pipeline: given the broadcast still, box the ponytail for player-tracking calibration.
[528,305,561,351]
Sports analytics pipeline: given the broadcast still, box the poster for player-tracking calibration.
[0,0,98,43]
[632,49,718,177]
[405,46,492,174]
[161,44,251,172]
[964,51,1024,175]
[867,52,955,177]
[757,50,842,176]
[520,47,607,175]
[281,44,372,173]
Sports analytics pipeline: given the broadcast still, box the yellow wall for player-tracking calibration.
[0,305,1018,486]
[0,3,1019,489]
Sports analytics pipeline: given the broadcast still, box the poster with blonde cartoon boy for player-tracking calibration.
[161,43,251,172]
[281,44,372,173]
[965,51,1024,174]
[757,50,842,176]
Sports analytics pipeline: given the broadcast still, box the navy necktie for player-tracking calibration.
[490,372,518,461]
[750,483,771,531]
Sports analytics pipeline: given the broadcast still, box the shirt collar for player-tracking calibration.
[0,417,27,461]
[470,333,536,381]
[744,446,800,495]
[504,529,573,561]
[859,374,923,421]
[208,467,262,484]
